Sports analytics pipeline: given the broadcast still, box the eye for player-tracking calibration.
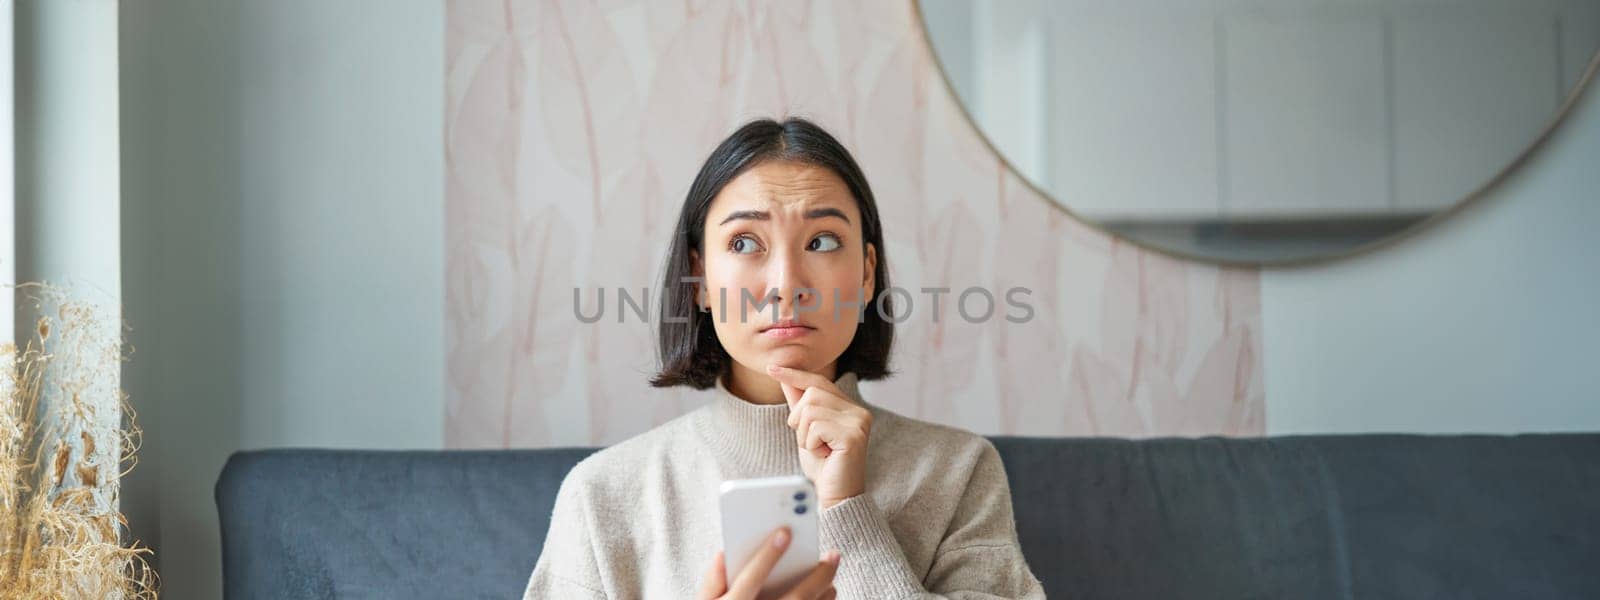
[729,235,763,255]
[808,233,842,252]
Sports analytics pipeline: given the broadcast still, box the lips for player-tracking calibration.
[760,319,815,340]
[759,319,813,332]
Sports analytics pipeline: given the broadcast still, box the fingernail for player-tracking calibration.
[772,528,789,548]
[824,550,840,564]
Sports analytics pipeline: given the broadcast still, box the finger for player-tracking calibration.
[791,388,819,443]
[697,550,727,599]
[816,418,870,455]
[819,587,837,600]
[765,363,804,408]
[779,380,803,410]
[795,403,847,453]
[766,364,836,392]
[787,550,841,598]
[766,365,840,400]
[729,526,791,598]
[788,386,847,428]
[804,421,828,454]
[787,387,806,428]
[795,404,812,453]
[804,420,838,457]
[792,394,844,449]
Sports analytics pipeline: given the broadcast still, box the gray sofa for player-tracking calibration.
[216,434,1600,599]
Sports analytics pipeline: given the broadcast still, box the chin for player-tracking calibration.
[759,346,817,370]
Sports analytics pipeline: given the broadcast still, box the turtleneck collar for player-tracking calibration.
[692,369,866,478]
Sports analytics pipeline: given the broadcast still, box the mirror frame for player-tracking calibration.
[911,1,1600,268]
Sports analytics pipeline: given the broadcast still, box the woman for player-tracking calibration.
[524,118,1045,599]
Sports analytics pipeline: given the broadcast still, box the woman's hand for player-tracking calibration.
[697,526,840,600]
[767,364,873,510]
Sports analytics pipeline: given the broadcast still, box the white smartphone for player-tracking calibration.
[719,475,821,597]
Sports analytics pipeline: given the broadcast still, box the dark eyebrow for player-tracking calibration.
[718,210,769,225]
[804,207,850,224]
[717,207,851,226]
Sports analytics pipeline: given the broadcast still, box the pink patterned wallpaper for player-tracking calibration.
[444,0,1264,448]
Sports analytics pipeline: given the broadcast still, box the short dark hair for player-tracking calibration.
[649,117,895,389]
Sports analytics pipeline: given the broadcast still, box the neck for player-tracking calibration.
[693,365,867,477]
[725,359,838,405]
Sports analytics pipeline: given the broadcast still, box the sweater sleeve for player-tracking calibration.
[523,465,609,600]
[818,439,1047,599]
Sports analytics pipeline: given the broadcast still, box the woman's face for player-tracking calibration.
[693,160,877,378]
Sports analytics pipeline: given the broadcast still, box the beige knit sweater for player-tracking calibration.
[522,371,1047,599]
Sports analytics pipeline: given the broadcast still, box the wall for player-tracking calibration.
[2,1,13,336]
[1262,64,1600,434]
[12,0,126,561]
[14,0,121,291]
[118,1,444,597]
[443,0,1265,449]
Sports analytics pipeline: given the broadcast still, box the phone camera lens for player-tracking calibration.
[794,504,808,515]
[793,491,807,501]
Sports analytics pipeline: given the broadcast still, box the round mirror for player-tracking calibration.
[918,0,1600,264]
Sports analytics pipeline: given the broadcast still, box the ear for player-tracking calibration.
[862,242,877,301]
[690,248,707,308]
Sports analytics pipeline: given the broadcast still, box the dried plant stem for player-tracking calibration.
[1,282,158,599]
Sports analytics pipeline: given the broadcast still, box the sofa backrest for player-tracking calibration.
[216,434,1600,599]
[993,434,1600,598]
[217,448,595,599]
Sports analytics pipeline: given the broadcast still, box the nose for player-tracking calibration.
[766,248,813,313]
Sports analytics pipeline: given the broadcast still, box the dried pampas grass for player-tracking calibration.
[1,282,158,599]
